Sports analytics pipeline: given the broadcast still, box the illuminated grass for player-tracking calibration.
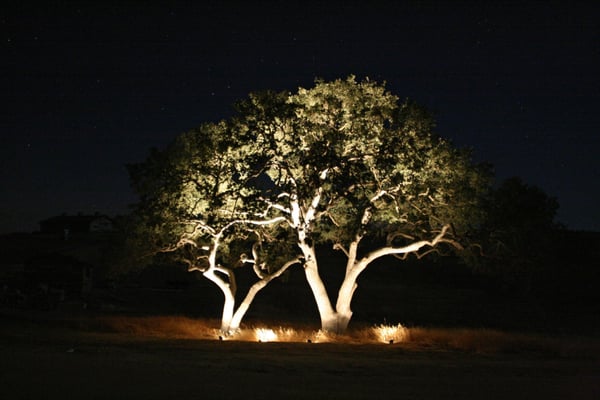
[229,326,318,343]
[255,328,277,342]
[94,316,598,356]
[371,323,410,344]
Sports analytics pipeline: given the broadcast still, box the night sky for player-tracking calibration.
[2,2,599,234]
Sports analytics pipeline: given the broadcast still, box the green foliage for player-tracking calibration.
[126,116,299,276]
[231,76,491,256]
[127,76,491,274]
[128,122,251,269]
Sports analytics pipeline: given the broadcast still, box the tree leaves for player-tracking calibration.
[129,76,491,273]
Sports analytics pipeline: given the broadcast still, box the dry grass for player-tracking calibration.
[97,315,220,339]
[92,315,600,357]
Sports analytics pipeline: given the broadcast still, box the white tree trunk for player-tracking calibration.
[229,303,247,332]
[299,242,363,333]
[302,250,337,331]
[203,269,236,333]
[220,291,236,333]
[334,270,360,333]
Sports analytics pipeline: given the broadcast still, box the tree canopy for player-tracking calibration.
[128,76,492,333]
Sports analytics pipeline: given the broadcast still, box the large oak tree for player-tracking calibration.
[130,76,490,333]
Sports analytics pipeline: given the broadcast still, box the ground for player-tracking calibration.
[1,312,598,400]
[2,252,599,399]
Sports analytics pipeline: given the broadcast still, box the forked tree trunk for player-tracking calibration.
[303,266,356,333]
[303,255,362,334]
[304,255,371,334]
[229,259,299,331]
[203,258,301,334]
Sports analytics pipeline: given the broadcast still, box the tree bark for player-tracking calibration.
[203,269,235,333]
[301,245,338,331]
[334,268,361,333]
[302,256,361,333]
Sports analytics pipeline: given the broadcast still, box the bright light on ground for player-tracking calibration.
[100,316,413,344]
[311,330,334,343]
[255,328,278,342]
[372,323,409,344]
[99,316,582,355]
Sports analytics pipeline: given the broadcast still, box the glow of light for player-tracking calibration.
[276,327,297,341]
[373,323,409,344]
[311,329,334,343]
[255,328,278,342]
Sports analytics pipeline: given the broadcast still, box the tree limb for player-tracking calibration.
[332,243,349,257]
[362,224,456,266]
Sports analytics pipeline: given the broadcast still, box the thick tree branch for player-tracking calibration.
[304,186,323,223]
[213,265,237,294]
[361,224,455,267]
[230,257,303,329]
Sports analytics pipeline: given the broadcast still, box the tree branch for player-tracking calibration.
[305,186,324,223]
[332,243,349,257]
[229,257,302,329]
[362,224,456,266]
[213,265,237,293]
[181,219,217,236]
[261,200,291,216]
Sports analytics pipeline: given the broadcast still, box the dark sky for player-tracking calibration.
[2,2,599,233]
